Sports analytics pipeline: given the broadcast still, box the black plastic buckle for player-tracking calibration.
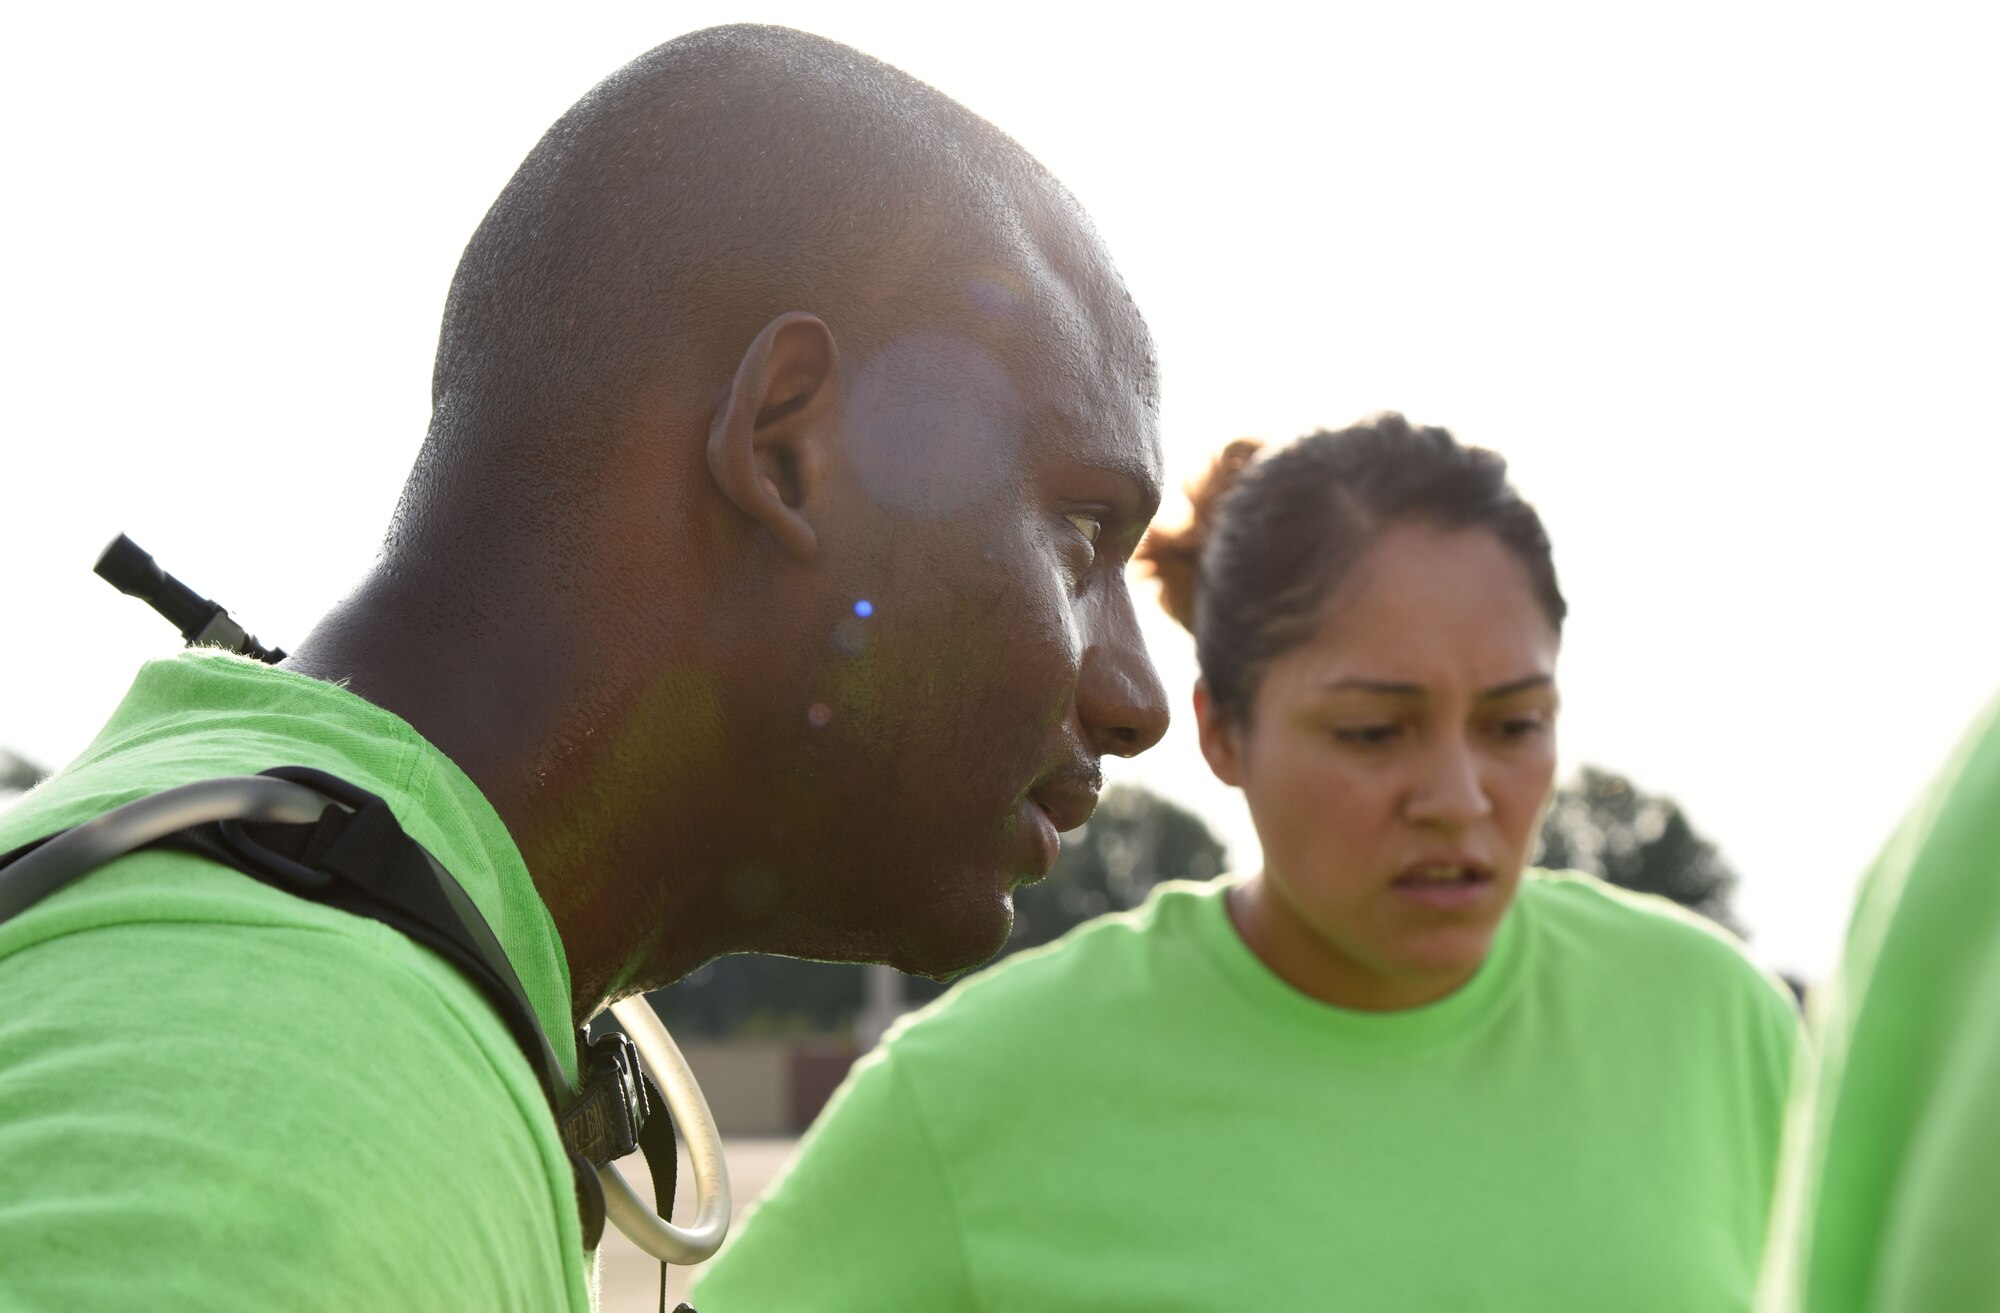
[214,816,337,893]
[213,766,392,895]
[562,1030,652,1168]
[561,1029,657,1252]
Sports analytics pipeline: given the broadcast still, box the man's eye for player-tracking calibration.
[1065,513,1103,545]
[1333,724,1401,746]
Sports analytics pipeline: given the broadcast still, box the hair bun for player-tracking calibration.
[1139,438,1264,632]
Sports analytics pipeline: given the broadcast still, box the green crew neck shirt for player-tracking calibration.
[1760,693,2000,1312]
[0,652,591,1312]
[696,871,1800,1312]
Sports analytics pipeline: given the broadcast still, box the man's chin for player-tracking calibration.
[884,889,1018,983]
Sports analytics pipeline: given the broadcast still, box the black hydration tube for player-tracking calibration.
[95,534,288,664]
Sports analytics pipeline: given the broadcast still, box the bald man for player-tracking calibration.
[0,26,1167,1312]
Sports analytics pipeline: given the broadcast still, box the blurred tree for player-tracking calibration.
[1535,766,1744,936]
[1004,782,1226,953]
[650,783,1227,1037]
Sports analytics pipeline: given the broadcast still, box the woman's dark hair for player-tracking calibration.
[1138,413,1565,724]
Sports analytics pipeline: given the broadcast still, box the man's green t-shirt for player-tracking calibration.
[1760,693,2000,1312]
[0,652,592,1312]
[696,871,1800,1312]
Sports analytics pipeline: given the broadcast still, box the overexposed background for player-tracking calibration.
[3,1,1995,980]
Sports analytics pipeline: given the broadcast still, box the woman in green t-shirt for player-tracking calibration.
[695,415,1801,1312]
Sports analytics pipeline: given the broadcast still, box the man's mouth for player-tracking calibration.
[1027,778,1099,834]
[1017,768,1101,882]
[1019,797,1063,881]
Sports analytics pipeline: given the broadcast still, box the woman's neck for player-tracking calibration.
[1225,876,1485,1011]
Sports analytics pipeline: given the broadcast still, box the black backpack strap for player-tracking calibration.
[165,766,575,1115]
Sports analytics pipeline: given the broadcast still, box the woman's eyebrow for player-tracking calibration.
[1318,678,1426,697]
[1314,675,1555,699]
[1479,675,1557,699]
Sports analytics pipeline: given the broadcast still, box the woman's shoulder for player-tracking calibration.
[1521,868,1747,963]
[1519,869,1796,1016]
[880,879,1226,1058]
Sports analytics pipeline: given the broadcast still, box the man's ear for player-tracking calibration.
[707,311,839,562]
[1193,680,1246,788]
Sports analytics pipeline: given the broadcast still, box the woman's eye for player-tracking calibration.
[1333,724,1402,746]
[1065,512,1103,546]
[1493,716,1548,741]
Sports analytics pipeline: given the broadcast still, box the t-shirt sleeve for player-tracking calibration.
[1868,935,2000,1308]
[692,1047,974,1310]
[1751,955,1811,1118]
[0,912,585,1313]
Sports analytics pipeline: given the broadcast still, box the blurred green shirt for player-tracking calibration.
[696,871,1800,1312]
[0,652,591,1312]
[1761,694,2000,1312]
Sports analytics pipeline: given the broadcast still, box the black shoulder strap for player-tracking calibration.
[0,767,684,1282]
[175,767,579,1110]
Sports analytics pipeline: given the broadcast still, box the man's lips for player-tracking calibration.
[1018,771,1101,880]
[1028,774,1100,834]
[1022,797,1062,879]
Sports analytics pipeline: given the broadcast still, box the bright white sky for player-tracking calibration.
[3,2,1994,980]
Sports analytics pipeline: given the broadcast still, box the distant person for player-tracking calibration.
[0,25,1167,1312]
[1758,696,2000,1311]
[693,415,1801,1311]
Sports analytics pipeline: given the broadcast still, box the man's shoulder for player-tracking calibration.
[0,656,576,1081]
[0,851,586,1310]
[0,666,589,1308]
[0,845,558,1143]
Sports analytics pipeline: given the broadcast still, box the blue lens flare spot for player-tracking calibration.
[853,599,874,618]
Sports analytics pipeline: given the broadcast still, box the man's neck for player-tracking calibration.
[282,573,731,1026]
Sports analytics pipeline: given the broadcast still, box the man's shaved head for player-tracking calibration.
[298,26,1169,1017]
[416,24,1153,502]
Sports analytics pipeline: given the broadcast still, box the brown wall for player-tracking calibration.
[676,1039,859,1136]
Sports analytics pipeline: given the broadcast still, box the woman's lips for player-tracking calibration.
[1390,862,1496,911]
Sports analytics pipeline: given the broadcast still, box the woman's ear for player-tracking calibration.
[707,311,839,561]
[1194,680,1246,787]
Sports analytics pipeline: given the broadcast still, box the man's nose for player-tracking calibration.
[1077,583,1170,758]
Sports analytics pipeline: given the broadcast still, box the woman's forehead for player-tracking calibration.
[1274,527,1560,693]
